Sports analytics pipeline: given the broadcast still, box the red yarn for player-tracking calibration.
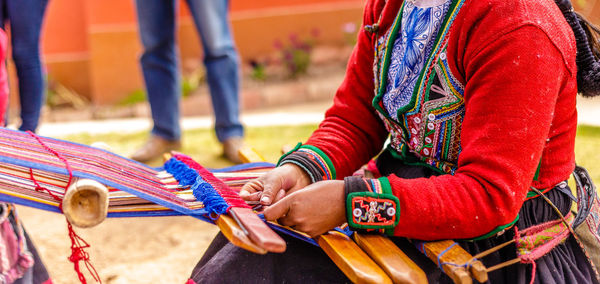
[26,131,73,192]
[30,169,62,204]
[67,223,100,283]
[26,131,101,283]
[528,261,537,284]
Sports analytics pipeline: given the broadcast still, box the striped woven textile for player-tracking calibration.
[0,127,344,245]
[0,127,271,219]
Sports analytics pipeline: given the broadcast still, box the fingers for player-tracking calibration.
[241,164,309,205]
[271,189,286,204]
[258,173,286,205]
[263,195,291,222]
[239,180,263,201]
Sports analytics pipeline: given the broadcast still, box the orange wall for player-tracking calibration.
[33,0,365,105]
[42,0,87,54]
[41,0,366,58]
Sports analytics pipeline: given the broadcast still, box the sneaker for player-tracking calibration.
[131,135,181,163]
[222,136,245,164]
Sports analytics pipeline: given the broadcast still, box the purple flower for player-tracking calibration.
[342,22,357,34]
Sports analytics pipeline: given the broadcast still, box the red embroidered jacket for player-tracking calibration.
[301,0,577,240]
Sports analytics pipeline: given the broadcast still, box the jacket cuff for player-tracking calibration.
[278,144,336,182]
[344,176,400,235]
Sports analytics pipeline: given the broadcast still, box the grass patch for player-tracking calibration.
[61,124,600,184]
[575,125,600,183]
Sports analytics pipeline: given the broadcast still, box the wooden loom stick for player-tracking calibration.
[354,234,427,284]
[420,240,488,284]
[243,147,392,284]
[228,206,286,253]
[238,146,266,164]
[318,231,392,284]
[215,214,267,255]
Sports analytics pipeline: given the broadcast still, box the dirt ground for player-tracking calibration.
[16,205,219,283]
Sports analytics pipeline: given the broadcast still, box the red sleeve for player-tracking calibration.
[389,26,576,240]
[304,0,391,179]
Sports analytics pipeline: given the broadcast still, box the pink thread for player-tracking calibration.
[514,227,537,284]
[26,131,101,284]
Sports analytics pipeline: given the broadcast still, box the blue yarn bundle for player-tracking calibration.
[164,158,197,186]
[164,157,230,215]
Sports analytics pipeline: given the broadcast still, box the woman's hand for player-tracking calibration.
[263,180,346,238]
[239,163,311,205]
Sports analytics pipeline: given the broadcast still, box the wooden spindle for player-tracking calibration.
[62,178,109,228]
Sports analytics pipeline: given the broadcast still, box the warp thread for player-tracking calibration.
[26,131,100,283]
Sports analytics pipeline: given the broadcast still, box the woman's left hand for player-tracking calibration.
[263,180,346,238]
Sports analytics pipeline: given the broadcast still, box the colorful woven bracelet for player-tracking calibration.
[344,176,400,234]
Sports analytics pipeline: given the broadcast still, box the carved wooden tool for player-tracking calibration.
[354,234,427,284]
[228,206,286,253]
[215,214,267,255]
[318,231,392,284]
[419,240,488,284]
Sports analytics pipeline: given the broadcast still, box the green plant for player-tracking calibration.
[249,60,267,81]
[182,68,205,98]
[119,89,146,106]
[274,31,319,78]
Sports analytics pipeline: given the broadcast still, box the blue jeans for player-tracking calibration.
[135,0,243,142]
[0,0,48,132]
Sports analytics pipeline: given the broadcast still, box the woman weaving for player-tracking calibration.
[189,0,600,282]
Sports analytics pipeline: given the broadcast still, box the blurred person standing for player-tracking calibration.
[0,0,49,133]
[132,0,245,164]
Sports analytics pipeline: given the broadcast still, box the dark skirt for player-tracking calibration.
[189,152,599,284]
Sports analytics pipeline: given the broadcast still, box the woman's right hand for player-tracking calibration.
[239,163,311,206]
